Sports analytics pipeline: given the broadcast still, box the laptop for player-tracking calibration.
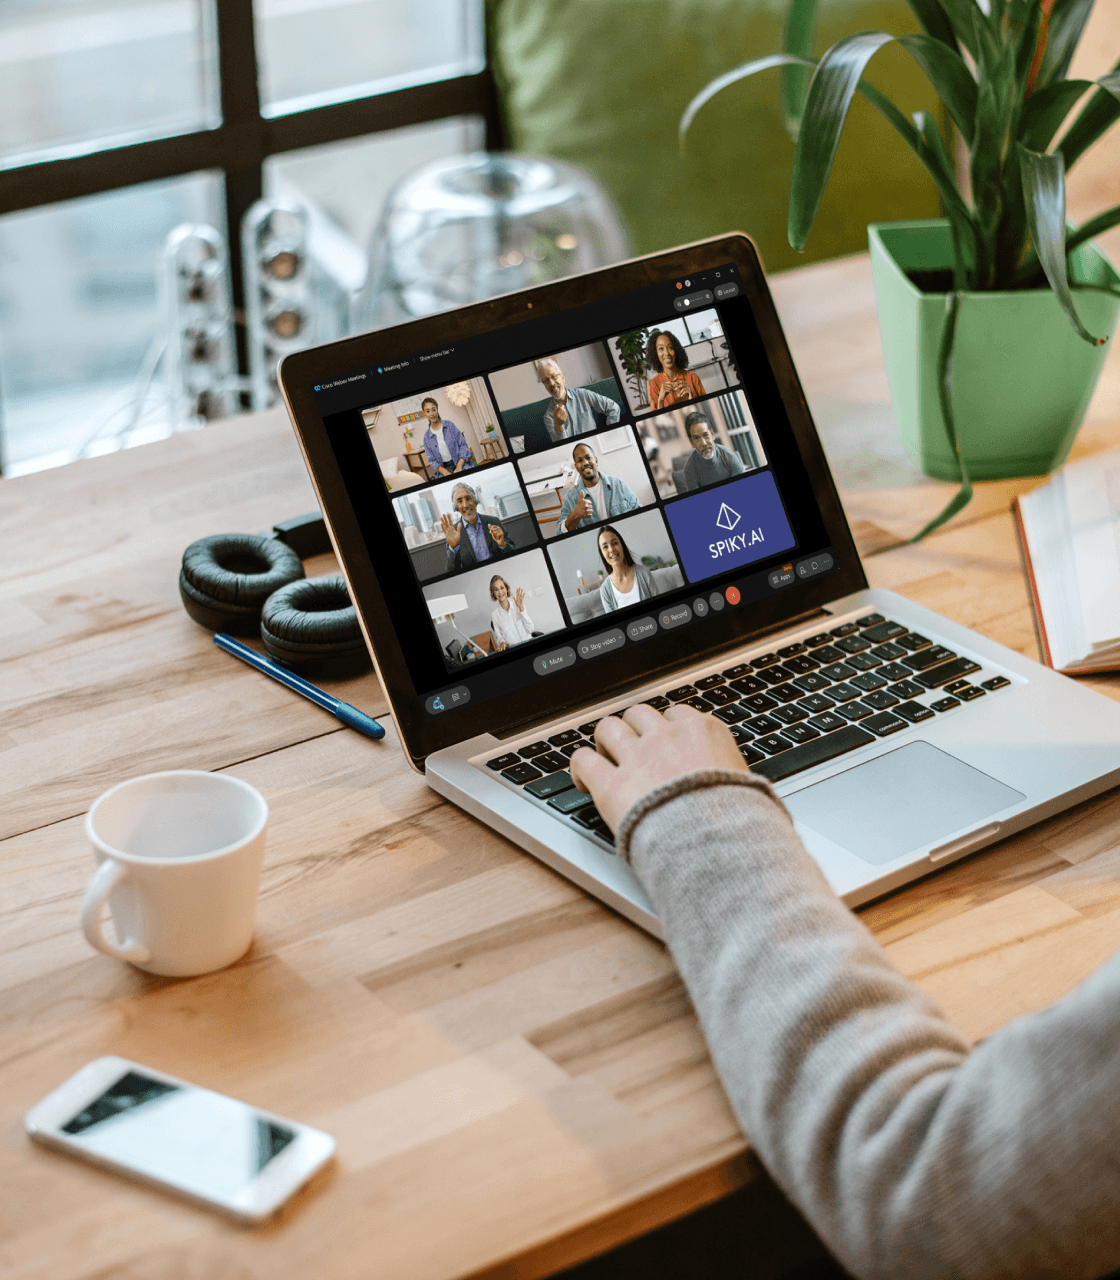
[278,234,1120,939]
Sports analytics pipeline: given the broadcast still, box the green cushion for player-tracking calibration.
[490,0,944,270]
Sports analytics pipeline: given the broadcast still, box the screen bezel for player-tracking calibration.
[279,234,867,769]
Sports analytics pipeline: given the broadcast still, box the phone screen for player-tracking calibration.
[61,1069,295,1199]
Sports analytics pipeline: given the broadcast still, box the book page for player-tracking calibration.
[1066,456,1120,649]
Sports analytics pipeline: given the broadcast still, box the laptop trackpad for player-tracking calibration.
[785,741,1025,866]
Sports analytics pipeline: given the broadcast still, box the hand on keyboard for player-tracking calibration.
[569,704,746,832]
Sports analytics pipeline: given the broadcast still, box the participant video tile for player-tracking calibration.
[634,388,766,500]
[608,308,740,417]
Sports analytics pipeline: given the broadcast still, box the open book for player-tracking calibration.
[1015,447,1120,673]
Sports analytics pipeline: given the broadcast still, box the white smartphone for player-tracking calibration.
[25,1056,336,1224]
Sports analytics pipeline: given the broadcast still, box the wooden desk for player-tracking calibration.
[4,255,1120,1280]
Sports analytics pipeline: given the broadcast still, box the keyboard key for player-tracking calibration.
[857,612,885,627]
[752,724,876,782]
[714,704,752,724]
[864,712,908,737]
[644,696,671,711]
[861,689,900,710]
[560,741,591,757]
[792,673,831,693]
[549,729,583,747]
[768,683,804,704]
[781,723,821,745]
[695,674,726,690]
[878,662,913,683]
[746,715,783,735]
[890,679,926,699]
[526,769,575,798]
[981,675,1011,691]
[902,645,956,672]
[894,700,935,723]
[797,693,836,714]
[549,788,596,814]
[681,696,712,712]
[750,652,780,668]
[487,753,522,771]
[777,642,808,657]
[835,634,872,654]
[519,740,552,758]
[914,656,981,688]
[755,734,792,755]
[730,674,767,696]
[740,745,767,766]
[532,751,571,774]
[781,655,819,675]
[808,710,847,733]
[896,632,932,652]
[704,686,741,707]
[871,642,908,662]
[944,679,972,694]
[721,663,753,680]
[827,681,864,702]
[578,720,601,737]
[502,762,544,785]
[851,672,889,692]
[770,704,809,725]
[729,724,754,743]
[862,620,908,642]
[666,684,698,701]
[804,633,834,647]
[572,805,606,829]
[743,693,778,713]
[810,644,846,664]
[757,663,799,686]
[836,701,875,721]
[958,685,987,701]
[830,623,860,637]
[822,661,858,681]
[930,696,960,712]
[844,652,882,672]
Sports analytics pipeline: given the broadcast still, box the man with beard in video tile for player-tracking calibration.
[439,482,517,572]
[557,442,640,533]
[678,410,746,493]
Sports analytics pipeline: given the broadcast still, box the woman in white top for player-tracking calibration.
[489,576,535,650]
[597,525,655,612]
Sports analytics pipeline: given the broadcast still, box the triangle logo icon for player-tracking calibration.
[716,502,741,531]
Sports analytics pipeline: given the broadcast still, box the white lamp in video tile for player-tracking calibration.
[427,594,487,662]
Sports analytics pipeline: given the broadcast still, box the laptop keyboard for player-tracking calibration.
[478,611,1015,851]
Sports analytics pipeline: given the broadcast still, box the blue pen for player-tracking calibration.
[214,633,386,741]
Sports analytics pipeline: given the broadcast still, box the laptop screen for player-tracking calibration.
[306,255,844,726]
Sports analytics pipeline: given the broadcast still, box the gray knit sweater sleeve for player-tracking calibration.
[622,775,1120,1280]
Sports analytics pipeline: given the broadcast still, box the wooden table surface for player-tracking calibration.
[4,253,1120,1280]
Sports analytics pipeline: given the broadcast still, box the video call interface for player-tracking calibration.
[317,266,838,716]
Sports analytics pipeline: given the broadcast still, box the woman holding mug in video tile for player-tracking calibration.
[489,576,535,650]
[598,526,655,612]
[646,330,705,410]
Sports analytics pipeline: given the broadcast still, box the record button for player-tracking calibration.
[660,602,693,629]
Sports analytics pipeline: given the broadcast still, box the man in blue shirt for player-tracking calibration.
[421,396,474,476]
[557,442,640,533]
[440,482,518,572]
[535,359,621,443]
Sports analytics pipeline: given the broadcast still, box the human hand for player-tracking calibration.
[489,523,506,547]
[439,512,460,548]
[499,641,509,651]
[569,704,746,832]
[514,587,525,611]
[568,495,590,525]
[552,403,568,429]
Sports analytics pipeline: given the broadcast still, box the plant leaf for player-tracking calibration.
[1058,61,1120,170]
[782,0,820,142]
[1020,78,1097,151]
[1038,0,1095,88]
[907,0,959,50]
[897,33,978,145]
[1066,202,1120,256]
[1019,143,1107,344]
[679,53,817,142]
[934,0,995,63]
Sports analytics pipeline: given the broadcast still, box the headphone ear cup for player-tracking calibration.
[180,534,305,635]
[260,576,371,677]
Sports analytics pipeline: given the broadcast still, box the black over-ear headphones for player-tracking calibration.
[179,513,371,678]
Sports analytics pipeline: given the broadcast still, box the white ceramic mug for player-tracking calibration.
[81,771,268,977]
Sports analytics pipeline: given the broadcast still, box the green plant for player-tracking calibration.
[682,0,1120,534]
[614,328,651,405]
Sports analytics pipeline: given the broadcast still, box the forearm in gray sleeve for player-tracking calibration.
[620,775,1120,1280]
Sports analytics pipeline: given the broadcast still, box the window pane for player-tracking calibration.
[0,0,218,165]
[256,0,483,113]
[0,172,224,475]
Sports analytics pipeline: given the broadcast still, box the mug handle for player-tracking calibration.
[80,858,151,963]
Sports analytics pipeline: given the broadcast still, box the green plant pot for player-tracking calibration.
[868,219,1120,481]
